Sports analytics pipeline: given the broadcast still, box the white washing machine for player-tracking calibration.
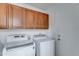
[2,34,35,56]
[33,35,55,56]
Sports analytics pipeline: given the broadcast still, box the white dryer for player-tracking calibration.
[2,34,35,56]
[33,35,55,56]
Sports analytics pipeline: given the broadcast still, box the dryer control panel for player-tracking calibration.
[7,34,30,42]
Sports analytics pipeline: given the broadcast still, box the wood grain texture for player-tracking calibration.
[0,4,8,29]
[23,9,34,29]
[34,11,49,29]
[0,3,49,29]
[12,5,23,29]
[43,13,49,29]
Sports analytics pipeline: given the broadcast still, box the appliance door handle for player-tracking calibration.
[6,43,34,50]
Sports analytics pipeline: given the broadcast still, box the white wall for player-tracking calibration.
[47,4,79,56]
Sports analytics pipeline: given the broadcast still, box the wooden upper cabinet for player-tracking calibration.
[34,11,49,29]
[0,3,48,29]
[23,9,34,29]
[0,4,8,29]
[9,5,23,29]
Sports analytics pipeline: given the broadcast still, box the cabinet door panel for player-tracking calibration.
[34,12,41,28]
[12,5,23,29]
[34,12,48,29]
[43,14,49,29]
[0,4,8,29]
[23,9,34,29]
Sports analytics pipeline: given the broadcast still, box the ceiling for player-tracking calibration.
[25,3,79,10]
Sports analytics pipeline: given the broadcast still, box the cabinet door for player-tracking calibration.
[34,12,48,29]
[34,12,43,29]
[10,5,23,29]
[23,9,34,29]
[0,4,8,29]
[43,13,49,29]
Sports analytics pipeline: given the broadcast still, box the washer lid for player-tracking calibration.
[33,34,48,40]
